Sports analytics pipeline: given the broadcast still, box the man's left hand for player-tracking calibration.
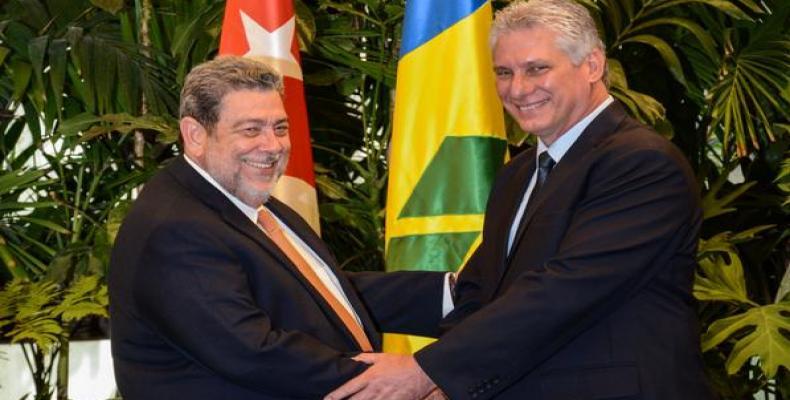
[324,353,441,400]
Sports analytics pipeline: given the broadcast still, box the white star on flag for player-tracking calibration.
[240,11,302,80]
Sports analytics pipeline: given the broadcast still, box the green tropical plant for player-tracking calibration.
[684,3,790,159]
[694,163,788,396]
[301,0,404,271]
[695,226,789,397]
[0,275,108,400]
[0,125,151,399]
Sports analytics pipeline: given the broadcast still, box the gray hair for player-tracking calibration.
[490,0,605,66]
[179,56,284,131]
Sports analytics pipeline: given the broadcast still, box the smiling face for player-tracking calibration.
[493,25,607,146]
[182,89,291,207]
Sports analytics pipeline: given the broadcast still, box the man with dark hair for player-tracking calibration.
[109,56,445,399]
[327,0,715,399]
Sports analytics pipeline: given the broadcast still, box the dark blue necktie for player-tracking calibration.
[533,151,556,197]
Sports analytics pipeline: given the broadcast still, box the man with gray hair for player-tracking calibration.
[326,0,714,398]
[109,56,445,399]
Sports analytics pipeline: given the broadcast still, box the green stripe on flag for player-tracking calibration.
[399,136,507,218]
[386,231,481,272]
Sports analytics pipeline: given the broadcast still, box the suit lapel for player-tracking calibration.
[166,156,293,269]
[266,198,383,349]
[495,150,537,276]
[167,156,380,350]
[267,198,336,268]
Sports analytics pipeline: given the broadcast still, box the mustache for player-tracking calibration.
[240,152,285,164]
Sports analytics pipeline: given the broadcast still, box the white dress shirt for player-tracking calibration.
[184,156,364,326]
[507,96,614,254]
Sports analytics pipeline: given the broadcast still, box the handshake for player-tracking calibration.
[323,271,459,399]
[325,353,447,400]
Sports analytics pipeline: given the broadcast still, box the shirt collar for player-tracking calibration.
[537,95,614,163]
[184,155,260,223]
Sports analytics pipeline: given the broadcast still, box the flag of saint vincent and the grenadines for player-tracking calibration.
[218,0,321,234]
[384,0,507,353]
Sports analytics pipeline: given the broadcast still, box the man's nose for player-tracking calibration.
[256,129,286,152]
[510,74,535,97]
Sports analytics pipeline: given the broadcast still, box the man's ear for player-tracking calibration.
[585,48,606,83]
[180,117,208,159]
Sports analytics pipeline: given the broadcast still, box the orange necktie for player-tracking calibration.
[257,208,373,352]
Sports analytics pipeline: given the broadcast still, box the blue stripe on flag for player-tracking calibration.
[400,0,488,57]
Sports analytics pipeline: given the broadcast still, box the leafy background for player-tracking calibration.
[0,0,787,399]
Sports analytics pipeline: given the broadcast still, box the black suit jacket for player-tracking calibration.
[109,156,442,399]
[414,102,715,400]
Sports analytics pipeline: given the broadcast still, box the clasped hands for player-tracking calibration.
[324,353,447,400]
